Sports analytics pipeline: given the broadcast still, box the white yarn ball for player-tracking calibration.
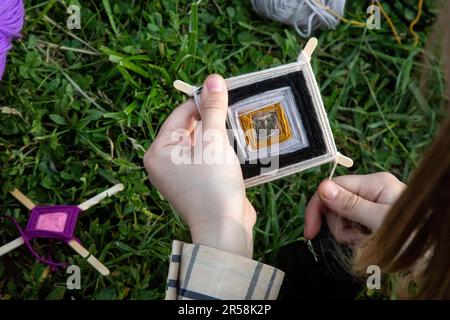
[251,0,347,37]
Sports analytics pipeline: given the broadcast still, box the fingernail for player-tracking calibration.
[205,75,224,93]
[321,182,339,200]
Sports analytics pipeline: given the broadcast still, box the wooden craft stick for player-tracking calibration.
[303,37,318,59]
[9,189,36,210]
[68,240,110,276]
[0,236,25,256]
[173,80,195,96]
[336,152,354,168]
[78,183,124,211]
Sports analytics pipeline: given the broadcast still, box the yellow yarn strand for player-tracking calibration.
[409,0,424,47]
[307,0,425,48]
[312,0,366,27]
[376,0,402,45]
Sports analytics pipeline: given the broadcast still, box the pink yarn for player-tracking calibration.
[35,212,69,233]
[0,0,25,80]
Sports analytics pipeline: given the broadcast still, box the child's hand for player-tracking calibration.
[143,75,256,258]
[304,173,406,244]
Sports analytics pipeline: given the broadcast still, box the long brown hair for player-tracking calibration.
[353,2,450,299]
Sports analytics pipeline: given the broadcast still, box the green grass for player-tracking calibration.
[0,0,446,300]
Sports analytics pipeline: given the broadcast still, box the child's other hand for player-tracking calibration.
[304,173,406,245]
[143,75,256,258]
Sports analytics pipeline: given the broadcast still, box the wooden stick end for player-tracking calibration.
[336,152,354,168]
[173,80,195,96]
[303,37,318,58]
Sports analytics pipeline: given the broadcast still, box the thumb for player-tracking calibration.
[317,180,385,231]
[200,74,228,132]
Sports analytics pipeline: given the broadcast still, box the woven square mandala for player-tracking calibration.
[191,52,338,187]
[26,205,81,240]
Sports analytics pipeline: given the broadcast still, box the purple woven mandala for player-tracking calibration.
[25,205,81,242]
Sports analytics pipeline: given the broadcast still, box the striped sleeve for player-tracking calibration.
[165,240,284,300]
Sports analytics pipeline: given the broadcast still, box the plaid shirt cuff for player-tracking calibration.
[165,240,284,300]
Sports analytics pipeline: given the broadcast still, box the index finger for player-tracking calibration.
[154,99,199,147]
[332,173,404,203]
[304,191,327,240]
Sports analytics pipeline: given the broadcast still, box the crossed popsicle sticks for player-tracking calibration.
[0,184,124,276]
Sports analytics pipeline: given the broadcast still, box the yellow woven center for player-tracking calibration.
[238,102,292,149]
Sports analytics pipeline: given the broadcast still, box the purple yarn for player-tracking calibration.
[1,205,82,269]
[26,205,82,241]
[0,0,25,80]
